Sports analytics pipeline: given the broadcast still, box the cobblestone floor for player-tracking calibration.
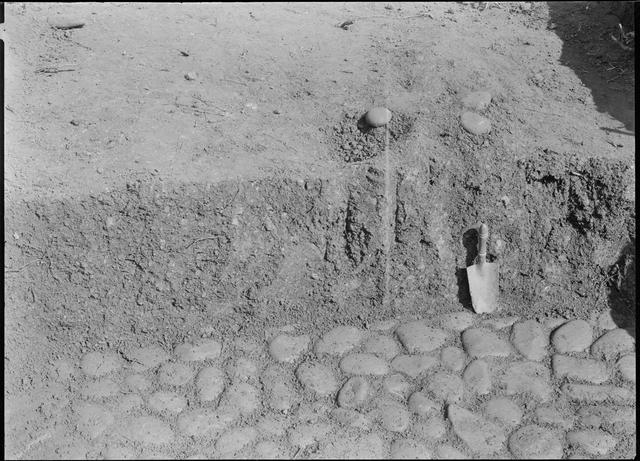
[41,311,635,459]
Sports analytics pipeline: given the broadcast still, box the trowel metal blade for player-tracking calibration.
[466,262,499,314]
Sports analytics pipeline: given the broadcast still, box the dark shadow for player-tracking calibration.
[547,2,636,132]
[356,114,374,134]
[456,227,480,311]
[607,241,636,338]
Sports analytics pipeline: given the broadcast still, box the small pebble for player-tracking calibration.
[185,72,198,81]
[364,107,392,127]
[461,111,491,135]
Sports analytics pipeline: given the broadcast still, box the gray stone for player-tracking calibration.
[253,441,287,459]
[376,398,411,432]
[461,328,511,358]
[617,354,635,382]
[391,354,438,378]
[462,91,492,111]
[481,316,520,330]
[407,392,439,417]
[124,346,169,371]
[330,408,372,430]
[80,352,122,377]
[441,311,475,331]
[383,374,412,400]
[501,362,551,401]
[75,403,114,439]
[508,425,563,459]
[262,365,301,413]
[395,321,447,353]
[315,326,365,356]
[287,422,332,448]
[511,320,548,361]
[435,445,469,459]
[561,384,634,404]
[576,405,636,433]
[158,362,195,386]
[340,353,389,375]
[484,397,522,427]
[462,359,491,394]
[551,354,609,383]
[268,334,310,363]
[365,107,392,127]
[535,406,574,429]
[296,362,338,396]
[447,405,505,454]
[257,414,289,437]
[116,393,143,413]
[174,339,222,361]
[337,376,371,409]
[461,111,491,135]
[590,328,635,361]
[440,346,466,371]
[147,391,187,414]
[425,371,463,403]
[176,406,238,437]
[567,430,617,455]
[220,382,261,416]
[390,439,431,459]
[363,335,401,360]
[231,357,260,382]
[216,427,258,456]
[551,320,592,353]
[81,378,120,400]
[195,366,225,402]
[124,374,151,392]
[121,416,174,445]
[311,433,387,460]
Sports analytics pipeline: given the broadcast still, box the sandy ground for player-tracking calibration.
[3,2,636,459]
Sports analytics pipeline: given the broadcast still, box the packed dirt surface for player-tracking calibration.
[3,2,636,459]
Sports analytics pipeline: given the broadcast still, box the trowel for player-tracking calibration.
[466,223,499,314]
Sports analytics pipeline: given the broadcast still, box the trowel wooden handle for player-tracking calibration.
[477,223,489,263]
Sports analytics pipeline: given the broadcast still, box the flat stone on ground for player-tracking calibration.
[262,365,301,413]
[481,316,520,330]
[391,354,438,378]
[590,328,635,361]
[124,374,151,392]
[117,393,144,413]
[414,417,446,440]
[484,397,522,427]
[124,346,169,371]
[231,357,260,381]
[561,384,634,404]
[461,328,511,358]
[338,376,370,409]
[534,406,574,429]
[617,354,635,382]
[174,339,222,361]
[463,359,491,394]
[75,403,115,439]
[315,326,365,356]
[330,408,372,430]
[363,335,401,360]
[576,405,636,433]
[253,441,287,459]
[551,320,592,353]
[551,354,609,384]
[268,334,310,363]
[435,445,470,459]
[147,391,187,413]
[501,361,551,401]
[158,362,195,386]
[508,425,563,459]
[395,321,447,353]
[311,433,387,460]
[176,407,238,437]
[296,362,338,396]
[441,311,475,331]
[390,438,431,459]
[511,320,548,361]
[376,397,411,432]
[340,353,389,375]
[461,111,491,135]
[383,373,412,399]
[81,378,120,400]
[408,392,439,417]
[447,404,505,454]
[425,371,463,403]
[440,346,466,371]
[220,382,261,416]
[216,427,258,456]
[80,352,122,377]
[287,422,332,449]
[195,366,225,402]
[122,416,174,445]
[567,430,617,455]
